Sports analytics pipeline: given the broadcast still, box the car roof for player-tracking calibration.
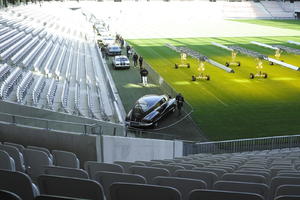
[137,95,166,107]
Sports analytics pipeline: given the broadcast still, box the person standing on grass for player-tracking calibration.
[176,93,184,116]
[133,53,138,67]
[139,56,144,68]
[140,67,149,87]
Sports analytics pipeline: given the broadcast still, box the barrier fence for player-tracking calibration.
[183,134,300,155]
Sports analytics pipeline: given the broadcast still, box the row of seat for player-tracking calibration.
[33,76,46,106]
[16,71,34,104]
[0,67,22,99]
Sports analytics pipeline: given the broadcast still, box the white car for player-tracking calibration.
[107,44,122,56]
[112,55,130,69]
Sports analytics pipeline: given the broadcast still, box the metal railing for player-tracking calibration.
[0,111,125,136]
[183,134,300,155]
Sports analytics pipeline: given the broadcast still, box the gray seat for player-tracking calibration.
[4,142,25,153]
[274,195,300,200]
[270,177,300,200]
[0,169,39,200]
[189,189,264,200]
[0,150,15,171]
[94,171,146,199]
[84,161,124,179]
[0,144,25,172]
[193,167,227,178]
[151,160,175,164]
[23,149,53,179]
[0,189,22,200]
[52,150,79,169]
[42,166,89,179]
[37,175,104,200]
[154,176,206,200]
[174,169,218,189]
[110,183,181,200]
[129,166,170,184]
[275,185,300,197]
[152,164,184,176]
[221,173,267,184]
[234,170,271,183]
[135,161,161,166]
[169,163,197,170]
[214,180,269,200]
[114,161,145,173]
[35,195,86,200]
[27,146,53,161]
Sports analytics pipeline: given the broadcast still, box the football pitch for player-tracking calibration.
[127,21,300,141]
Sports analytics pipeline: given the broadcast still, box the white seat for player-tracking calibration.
[189,189,264,200]
[129,166,170,184]
[52,150,79,169]
[0,150,15,171]
[38,175,104,200]
[110,183,181,200]
[154,176,206,200]
[84,161,124,179]
[94,171,146,199]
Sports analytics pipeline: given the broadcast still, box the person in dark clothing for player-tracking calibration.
[133,53,138,67]
[126,45,131,57]
[176,93,184,115]
[140,68,149,86]
[139,56,143,68]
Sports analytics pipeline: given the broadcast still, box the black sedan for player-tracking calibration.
[125,94,177,128]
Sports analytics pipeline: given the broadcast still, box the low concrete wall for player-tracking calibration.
[101,135,183,163]
[0,122,101,167]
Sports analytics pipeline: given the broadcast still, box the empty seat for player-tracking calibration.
[214,180,269,200]
[27,146,53,161]
[274,195,300,200]
[0,169,39,200]
[43,166,89,179]
[94,171,146,198]
[0,150,15,171]
[175,170,218,189]
[275,185,300,197]
[52,150,79,169]
[169,163,197,170]
[3,142,25,153]
[0,189,22,200]
[0,144,25,172]
[38,175,104,200]
[189,189,264,200]
[110,183,181,200]
[193,167,227,178]
[129,166,170,184]
[84,161,124,179]
[221,173,267,184]
[135,161,161,166]
[152,164,184,176]
[35,195,86,200]
[114,161,145,173]
[154,176,206,200]
[23,149,53,179]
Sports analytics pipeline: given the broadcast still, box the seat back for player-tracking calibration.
[214,180,269,200]
[114,161,145,173]
[154,176,206,200]
[28,146,53,161]
[23,149,52,179]
[52,150,79,169]
[193,167,227,178]
[110,183,181,200]
[270,177,300,200]
[135,161,161,166]
[189,189,264,200]
[275,184,300,197]
[43,166,89,179]
[35,195,87,200]
[0,150,15,171]
[84,161,124,179]
[38,175,104,200]
[94,171,146,198]
[221,173,267,184]
[0,144,25,172]
[152,164,184,176]
[0,189,22,200]
[174,169,218,189]
[3,142,25,153]
[129,166,170,184]
[274,195,300,200]
[0,169,37,200]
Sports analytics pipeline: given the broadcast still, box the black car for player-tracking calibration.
[125,94,176,128]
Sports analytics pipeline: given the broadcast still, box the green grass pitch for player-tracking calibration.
[127,35,300,141]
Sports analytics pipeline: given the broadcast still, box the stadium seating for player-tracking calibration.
[0,189,22,200]
[84,161,124,179]
[42,166,89,179]
[129,166,170,184]
[189,189,264,200]
[0,150,16,171]
[52,150,79,169]
[0,144,25,172]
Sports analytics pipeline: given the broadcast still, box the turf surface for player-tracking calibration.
[128,36,300,141]
[231,19,300,31]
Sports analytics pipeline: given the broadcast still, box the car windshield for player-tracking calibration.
[110,46,120,50]
[116,57,128,62]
